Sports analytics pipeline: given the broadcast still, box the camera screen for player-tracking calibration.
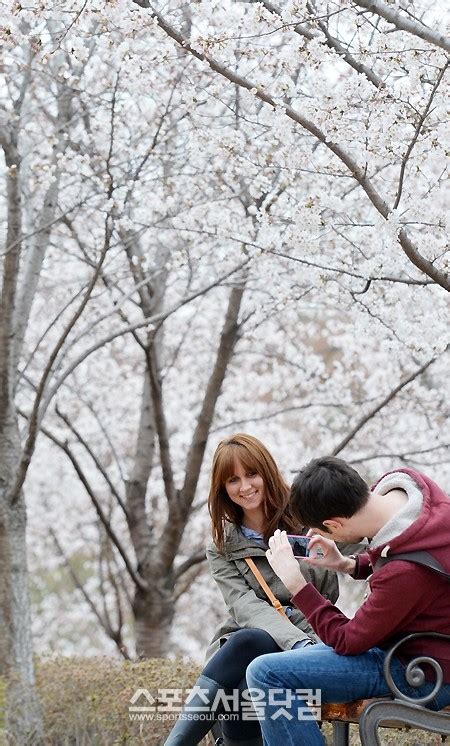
[287,535,310,557]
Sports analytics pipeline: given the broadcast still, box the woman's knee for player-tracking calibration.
[204,629,279,687]
[225,628,279,657]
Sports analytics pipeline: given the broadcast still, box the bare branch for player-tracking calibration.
[49,0,89,51]
[332,352,446,456]
[103,545,131,659]
[211,401,349,433]
[17,288,88,390]
[394,61,448,210]
[174,563,207,602]
[349,443,450,464]
[1,194,104,258]
[53,440,146,590]
[182,285,245,503]
[50,526,130,659]
[146,343,177,504]
[9,219,112,505]
[174,550,207,581]
[160,283,246,573]
[41,259,250,418]
[54,405,129,519]
[49,528,110,632]
[125,371,155,566]
[18,408,147,591]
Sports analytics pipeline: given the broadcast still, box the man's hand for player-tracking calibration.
[304,531,355,574]
[266,530,307,595]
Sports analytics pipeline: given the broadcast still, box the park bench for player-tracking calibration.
[209,633,450,745]
[320,632,450,745]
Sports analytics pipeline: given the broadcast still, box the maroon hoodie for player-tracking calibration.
[291,468,450,680]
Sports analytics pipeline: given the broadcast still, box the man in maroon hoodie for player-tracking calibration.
[246,457,450,746]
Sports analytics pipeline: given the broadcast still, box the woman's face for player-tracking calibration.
[224,459,266,516]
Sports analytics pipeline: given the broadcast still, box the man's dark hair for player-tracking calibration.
[291,456,370,531]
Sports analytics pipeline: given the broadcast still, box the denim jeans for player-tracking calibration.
[246,642,450,746]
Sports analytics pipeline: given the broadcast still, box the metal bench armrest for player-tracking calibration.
[383,631,450,705]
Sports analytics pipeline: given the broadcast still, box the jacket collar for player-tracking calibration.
[222,522,268,560]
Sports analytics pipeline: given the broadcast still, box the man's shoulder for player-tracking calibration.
[372,557,444,585]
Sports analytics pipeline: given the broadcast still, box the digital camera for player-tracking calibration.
[286,535,310,558]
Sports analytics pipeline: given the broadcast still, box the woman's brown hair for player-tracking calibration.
[208,433,301,550]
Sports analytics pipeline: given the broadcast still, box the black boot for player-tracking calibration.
[221,736,262,746]
[211,718,263,746]
[220,675,263,746]
[210,723,262,746]
[164,673,222,745]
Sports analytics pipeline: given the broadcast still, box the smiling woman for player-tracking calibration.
[164,433,362,746]
[208,432,300,548]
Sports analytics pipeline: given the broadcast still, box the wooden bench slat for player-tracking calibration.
[321,700,450,724]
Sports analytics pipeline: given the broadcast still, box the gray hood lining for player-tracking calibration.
[370,472,423,549]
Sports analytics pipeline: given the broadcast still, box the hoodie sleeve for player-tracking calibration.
[291,561,443,655]
[352,552,373,580]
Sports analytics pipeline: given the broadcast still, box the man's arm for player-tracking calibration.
[292,562,441,655]
[264,531,445,655]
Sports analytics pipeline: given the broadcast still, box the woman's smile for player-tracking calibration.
[225,460,266,517]
[241,490,258,499]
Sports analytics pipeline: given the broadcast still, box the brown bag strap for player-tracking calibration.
[244,557,289,620]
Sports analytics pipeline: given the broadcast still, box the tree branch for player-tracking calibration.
[308,0,386,88]
[0,133,21,419]
[349,443,450,464]
[352,0,450,53]
[18,409,148,592]
[125,371,155,567]
[10,212,113,505]
[246,0,385,89]
[161,283,246,572]
[332,352,446,456]
[394,61,448,210]
[49,527,130,659]
[15,71,76,368]
[182,284,245,504]
[132,2,450,291]
[54,405,129,520]
[174,550,207,581]
[40,259,250,419]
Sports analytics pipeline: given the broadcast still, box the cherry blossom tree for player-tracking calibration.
[0,5,247,734]
[0,4,448,737]
[132,0,448,290]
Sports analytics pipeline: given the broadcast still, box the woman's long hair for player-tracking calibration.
[208,433,301,550]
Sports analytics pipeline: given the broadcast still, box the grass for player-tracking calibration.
[0,659,447,744]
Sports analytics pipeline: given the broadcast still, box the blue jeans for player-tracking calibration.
[246,643,450,746]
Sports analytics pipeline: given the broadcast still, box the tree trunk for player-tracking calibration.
[125,371,154,565]
[1,128,43,742]
[0,412,43,743]
[132,570,175,658]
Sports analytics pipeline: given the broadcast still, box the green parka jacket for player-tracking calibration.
[205,523,361,661]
